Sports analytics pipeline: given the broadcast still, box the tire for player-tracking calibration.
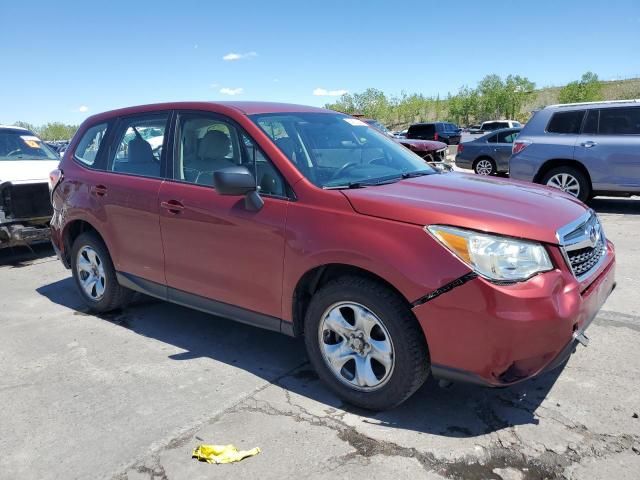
[473,157,496,176]
[71,231,133,312]
[304,276,430,410]
[540,166,591,203]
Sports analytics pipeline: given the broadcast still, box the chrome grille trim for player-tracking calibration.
[556,210,607,281]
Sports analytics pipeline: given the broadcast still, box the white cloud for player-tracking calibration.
[220,87,244,96]
[313,88,348,97]
[78,105,89,113]
[222,51,257,61]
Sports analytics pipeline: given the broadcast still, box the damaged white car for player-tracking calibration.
[0,126,59,248]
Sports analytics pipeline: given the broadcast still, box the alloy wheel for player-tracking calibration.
[475,159,494,175]
[546,173,580,197]
[318,302,395,391]
[76,246,106,300]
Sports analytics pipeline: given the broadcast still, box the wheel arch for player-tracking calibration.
[291,263,418,338]
[473,156,496,172]
[62,219,108,266]
[533,159,592,187]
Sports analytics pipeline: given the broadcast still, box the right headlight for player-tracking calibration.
[426,225,553,282]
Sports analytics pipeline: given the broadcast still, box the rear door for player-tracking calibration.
[94,112,170,285]
[575,106,640,192]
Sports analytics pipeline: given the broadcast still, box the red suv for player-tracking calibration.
[50,102,616,410]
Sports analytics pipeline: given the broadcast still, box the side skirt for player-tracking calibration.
[116,272,294,336]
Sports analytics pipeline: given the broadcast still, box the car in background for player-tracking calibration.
[50,101,615,410]
[455,128,521,175]
[0,125,60,248]
[393,129,407,138]
[478,120,522,133]
[510,99,640,202]
[364,119,448,163]
[406,122,461,145]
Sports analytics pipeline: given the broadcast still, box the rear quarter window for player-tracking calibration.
[74,123,108,166]
[546,110,585,134]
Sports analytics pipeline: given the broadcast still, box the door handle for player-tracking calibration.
[91,185,107,196]
[160,200,185,214]
[581,141,598,148]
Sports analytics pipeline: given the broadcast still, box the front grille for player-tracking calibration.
[558,212,606,280]
[1,183,52,219]
[567,238,606,277]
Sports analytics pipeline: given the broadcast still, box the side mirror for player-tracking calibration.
[213,166,264,211]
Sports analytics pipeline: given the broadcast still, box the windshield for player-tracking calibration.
[0,131,59,161]
[251,112,436,188]
[443,123,458,131]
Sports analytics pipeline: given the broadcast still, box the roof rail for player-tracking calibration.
[547,99,640,108]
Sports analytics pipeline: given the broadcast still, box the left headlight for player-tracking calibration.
[426,225,553,282]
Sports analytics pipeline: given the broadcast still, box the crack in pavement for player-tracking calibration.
[118,366,640,480]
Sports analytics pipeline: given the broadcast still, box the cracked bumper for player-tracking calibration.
[414,241,616,387]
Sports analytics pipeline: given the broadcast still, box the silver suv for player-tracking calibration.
[510,100,640,202]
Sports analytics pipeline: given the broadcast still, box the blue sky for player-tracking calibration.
[1,0,639,125]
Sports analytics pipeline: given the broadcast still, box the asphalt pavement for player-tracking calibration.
[1,198,639,480]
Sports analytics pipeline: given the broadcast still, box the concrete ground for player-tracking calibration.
[1,198,639,480]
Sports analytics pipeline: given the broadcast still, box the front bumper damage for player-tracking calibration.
[0,181,52,249]
[413,240,616,387]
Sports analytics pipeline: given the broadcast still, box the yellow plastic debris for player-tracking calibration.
[192,444,261,464]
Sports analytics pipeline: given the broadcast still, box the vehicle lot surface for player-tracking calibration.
[1,198,639,480]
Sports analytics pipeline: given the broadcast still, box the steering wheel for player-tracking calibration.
[6,149,23,157]
[330,157,386,180]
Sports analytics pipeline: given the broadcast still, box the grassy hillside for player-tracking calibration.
[526,78,640,111]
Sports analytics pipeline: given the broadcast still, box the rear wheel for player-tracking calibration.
[541,166,591,203]
[474,157,496,175]
[304,276,430,410]
[71,232,133,312]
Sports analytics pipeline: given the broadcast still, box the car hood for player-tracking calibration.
[0,160,60,184]
[341,172,588,244]
[397,138,447,151]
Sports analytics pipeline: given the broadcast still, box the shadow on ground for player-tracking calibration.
[0,243,54,267]
[37,276,566,440]
[589,196,640,215]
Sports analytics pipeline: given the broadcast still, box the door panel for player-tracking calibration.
[158,181,288,317]
[86,170,166,284]
[576,107,640,192]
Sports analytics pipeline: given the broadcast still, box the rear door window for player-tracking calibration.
[599,107,640,135]
[546,110,586,134]
[582,110,599,134]
[497,130,519,143]
[108,113,169,178]
[74,123,108,166]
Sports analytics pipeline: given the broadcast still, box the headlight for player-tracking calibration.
[426,225,553,282]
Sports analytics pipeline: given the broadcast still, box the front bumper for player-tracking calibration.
[0,223,51,249]
[414,240,616,387]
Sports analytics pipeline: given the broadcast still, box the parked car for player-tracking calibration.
[510,99,640,202]
[393,129,407,138]
[50,102,615,410]
[0,125,59,248]
[455,128,521,175]
[467,124,483,134]
[364,119,448,163]
[406,122,461,145]
[478,120,522,133]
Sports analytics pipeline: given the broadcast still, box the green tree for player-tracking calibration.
[558,72,603,104]
[38,122,78,141]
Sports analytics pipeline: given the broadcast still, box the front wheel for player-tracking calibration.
[304,276,430,410]
[71,232,133,312]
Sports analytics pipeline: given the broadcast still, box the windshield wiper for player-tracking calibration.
[400,170,432,179]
